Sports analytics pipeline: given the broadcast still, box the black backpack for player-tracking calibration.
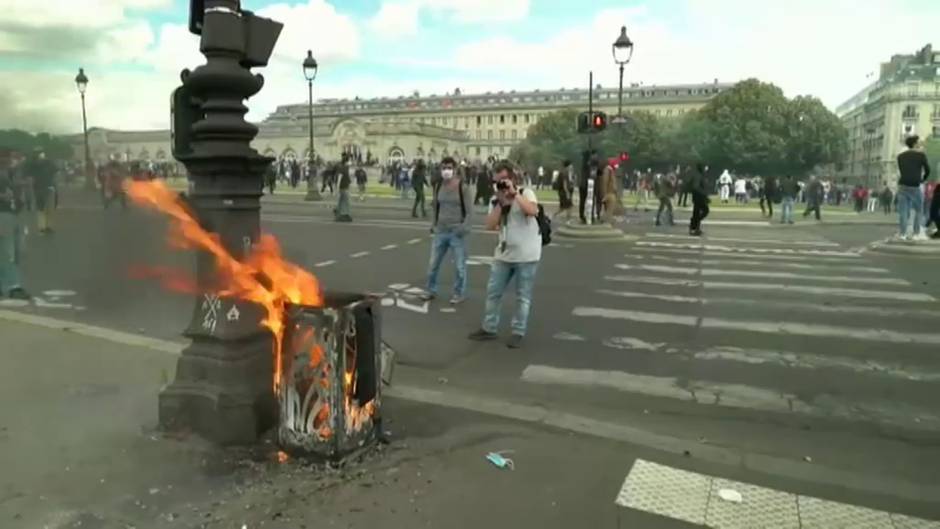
[520,188,551,246]
[535,203,552,247]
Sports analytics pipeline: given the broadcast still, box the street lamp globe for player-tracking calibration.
[75,67,89,95]
[303,50,318,82]
[612,26,634,65]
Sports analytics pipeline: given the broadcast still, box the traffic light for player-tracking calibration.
[577,111,609,133]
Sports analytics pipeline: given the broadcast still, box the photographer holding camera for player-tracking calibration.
[468,161,542,349]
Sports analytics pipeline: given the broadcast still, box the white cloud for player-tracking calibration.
[369,2,421,39]
[0,0,172,29]
[258,0,361,66]
[449,1,940,108]
[368,0,530,39]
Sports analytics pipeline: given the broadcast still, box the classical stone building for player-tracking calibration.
[65,81,731,166]
[836,44,940,187]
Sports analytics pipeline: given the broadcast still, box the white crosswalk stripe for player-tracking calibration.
[636,240,861,257]
[623,253,890,273]
[613,263,909,285]
[643,232,841,247]
[525,230,940,437]
[603,275,934,302]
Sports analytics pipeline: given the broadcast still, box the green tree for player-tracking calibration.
[925,137,940,179]
[694,79,846,176]
[0,129,73,160]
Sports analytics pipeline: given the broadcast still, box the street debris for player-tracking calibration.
[803,456,813,463]
[485,451,515,470]
[718,488,743,504]
[437,377,448,385]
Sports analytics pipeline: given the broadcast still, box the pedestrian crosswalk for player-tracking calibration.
[523,229,940,434]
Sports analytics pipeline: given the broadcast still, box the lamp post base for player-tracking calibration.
[158,335,277,444]
[305,171,322,201]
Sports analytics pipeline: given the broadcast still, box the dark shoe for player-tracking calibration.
[7,288,30,300]
[468,329,498,341]
[931,231,940,240]
[507,334,524,349]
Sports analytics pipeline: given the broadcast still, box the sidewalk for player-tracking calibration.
[0,317,645,529]
[2,315,938,528]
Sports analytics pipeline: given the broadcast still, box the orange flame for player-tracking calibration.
[124,180,323,391]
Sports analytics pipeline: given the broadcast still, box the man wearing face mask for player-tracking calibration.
[468,161,541,349]
[422,157,470,304]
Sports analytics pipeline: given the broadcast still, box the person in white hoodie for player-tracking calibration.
[718,170,733,203]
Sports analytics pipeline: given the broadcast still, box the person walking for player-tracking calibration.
[688,163,710,236]
[422,157,470,304]
[779,174,798,224]
[411,159,428,218]
[354,165,368,201]
[760,176,777,218]
[25,151,57,235]
[802,174,824,221]
[554,160,574,220]
[718,169,732,203]
[333,162,353,222]
[896,135,931,241]
[654,171,676,226]
[880,183,893,215]
[676,167,690,208]
[0,153,29,300]
[468,161,542,349]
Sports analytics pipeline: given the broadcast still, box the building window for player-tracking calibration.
[500,115,505,124]
[511,130,518,140]
[488,115,494,124]
[934,104,940,119]
[499,130,506,140]
[903,105,918,119]
[524,114,530,123]
[476,146,481,156]
[908,84,919,97]
[476,115,482,126]
[512,115,518,124]
[476,131,482,140]
[487,130,493,140]
[934,125,940,137]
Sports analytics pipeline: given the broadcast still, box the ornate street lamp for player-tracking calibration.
[612,26,634,119]
[75,67,94,189]
[303,50,321,201]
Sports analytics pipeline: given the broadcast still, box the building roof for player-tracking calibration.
[266,81,733,121]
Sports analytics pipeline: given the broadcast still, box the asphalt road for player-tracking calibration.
[5,188,940,524]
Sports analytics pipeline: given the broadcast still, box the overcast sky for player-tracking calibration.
[1,0,938,134]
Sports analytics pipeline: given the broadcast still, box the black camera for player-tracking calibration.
[496,180,512,191]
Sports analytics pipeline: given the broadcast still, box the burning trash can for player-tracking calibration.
[278,293,383,460]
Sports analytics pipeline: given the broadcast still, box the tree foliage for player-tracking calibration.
[511,78,848,177]
[0,129,74,160]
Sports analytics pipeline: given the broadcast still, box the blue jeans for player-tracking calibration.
[780,197,794,223]
[0,213,22,294]
[482,260,539,336]
[426,230,468,297]
[897,185,923,236]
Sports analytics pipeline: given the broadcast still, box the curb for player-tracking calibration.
[867,239,940,256]
[556,222,637,242]
[3,310,939,505]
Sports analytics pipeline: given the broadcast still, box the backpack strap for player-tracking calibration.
[433,181,441,224]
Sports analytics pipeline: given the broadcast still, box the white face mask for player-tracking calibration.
[441,168,455,180]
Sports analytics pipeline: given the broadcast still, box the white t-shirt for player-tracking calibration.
[493,188,541,263]
[734,179,747,194]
